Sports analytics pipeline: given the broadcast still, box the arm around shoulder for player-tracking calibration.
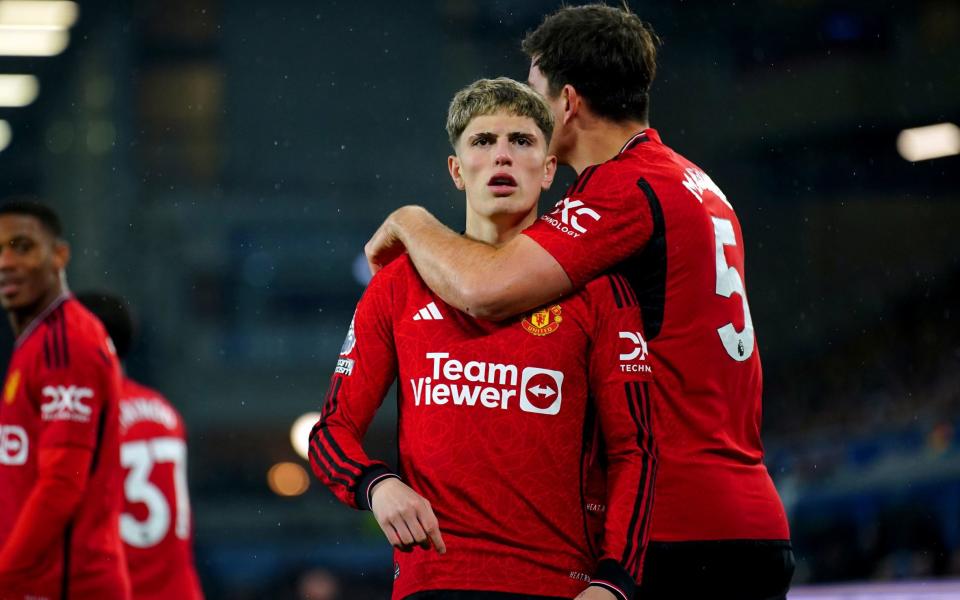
[380,205,572,320]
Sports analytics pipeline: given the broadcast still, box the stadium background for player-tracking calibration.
[0,0,957,597]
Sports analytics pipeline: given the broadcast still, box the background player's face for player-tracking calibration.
[448,112,556,228]
[0,215,69,312]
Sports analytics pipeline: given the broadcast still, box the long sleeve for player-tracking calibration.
[0,447,91,587]
[308,271,400,511]
[586,273,657,600]
[0,336,110,587]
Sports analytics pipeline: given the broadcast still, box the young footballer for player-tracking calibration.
[310,78,655,600]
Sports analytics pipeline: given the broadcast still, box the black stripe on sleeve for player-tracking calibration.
[607,275,624,309]
[317,379,366,475]
[621,382,646,566]
[308,435,355,489]
[319,424,365,475]
[627,381,657,577]
[61,521,73,600]
[622,380,656,574]
[617,274,639,307]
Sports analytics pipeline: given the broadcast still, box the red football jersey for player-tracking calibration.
[524,129,790,542]
[119,378,204,600]
[310,257,655,600]
[0,295,130,599]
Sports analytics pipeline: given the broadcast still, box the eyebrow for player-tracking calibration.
[508,131,537,140]
[468,131,539,140]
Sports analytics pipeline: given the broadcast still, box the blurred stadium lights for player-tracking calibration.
[897,123,960,163]
[290,411,321,461]
[0,74,38,106]
[0,0,77,28]
[0,26,69,56]
[267,462,310,497]
[0,0,78,56]
[0,119,10,152]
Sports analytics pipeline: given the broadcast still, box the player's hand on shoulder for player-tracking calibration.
[370,477,446,555]
[573,586,620,600]
[365,206,424,275]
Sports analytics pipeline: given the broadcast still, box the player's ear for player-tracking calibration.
[52,240,70,272]
[562,84,580,125]
[447,155,466,191]
[541,155,558,191]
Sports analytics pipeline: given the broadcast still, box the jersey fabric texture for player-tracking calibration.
[523,129,790,543]
[0,295,130,600]
[309,257,655,600]
[119,377,204,600]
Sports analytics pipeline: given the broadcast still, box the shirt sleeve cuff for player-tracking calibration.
[590,558,636,600]
[355,464,400,511]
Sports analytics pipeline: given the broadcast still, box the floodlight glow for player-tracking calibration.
[0,1,78,29]
[0,26,68,56]
[0,74,39,107]
[267,462,310,497]
[290,411,321,461]
[897,122,960,162]
[0,120,11,152]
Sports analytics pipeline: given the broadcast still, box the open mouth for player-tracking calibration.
[488,173,517,187]
[487,173,518,196]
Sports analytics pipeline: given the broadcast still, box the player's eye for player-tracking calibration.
[472,136,493,146]
[9,239,32,253]
[511,135,534,147]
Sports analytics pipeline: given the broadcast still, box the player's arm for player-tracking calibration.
[0,447,92,584]
[584,274,657,600]
[307,271,445,553]
[0,342,109,582]
[364,205,571,321]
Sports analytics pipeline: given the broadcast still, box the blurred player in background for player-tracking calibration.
[364,4,793,599]
[77,291,205,600]
[0,201,130,599]
[310,78,656,600]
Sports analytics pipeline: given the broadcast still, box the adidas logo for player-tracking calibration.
[413,302,443,321]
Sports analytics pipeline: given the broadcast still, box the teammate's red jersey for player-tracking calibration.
[309,257,655,600]
[119,378,204,600]
[0,295,130,600]
[524,129,789,542]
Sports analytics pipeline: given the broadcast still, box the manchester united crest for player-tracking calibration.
[522,305,563,336]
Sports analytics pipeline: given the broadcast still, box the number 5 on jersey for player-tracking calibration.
[121,437,191,548]
[712,217,755,362]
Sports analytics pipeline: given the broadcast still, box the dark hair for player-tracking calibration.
[76,291,135,359]
[0,199,64,239]
[522,3,660,123]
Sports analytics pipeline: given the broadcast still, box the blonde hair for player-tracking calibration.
[445,77,554,148]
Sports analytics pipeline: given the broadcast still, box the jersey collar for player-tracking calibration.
[14,291,71,348]
[619,128,661,154]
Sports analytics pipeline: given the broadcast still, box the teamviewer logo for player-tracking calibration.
[519,367,564,415]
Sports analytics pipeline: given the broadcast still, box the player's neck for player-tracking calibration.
[7,281,67,338]
[464,207,537,247]
[567,118,649,175]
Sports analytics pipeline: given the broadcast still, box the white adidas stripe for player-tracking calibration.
[412,301,443,321]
